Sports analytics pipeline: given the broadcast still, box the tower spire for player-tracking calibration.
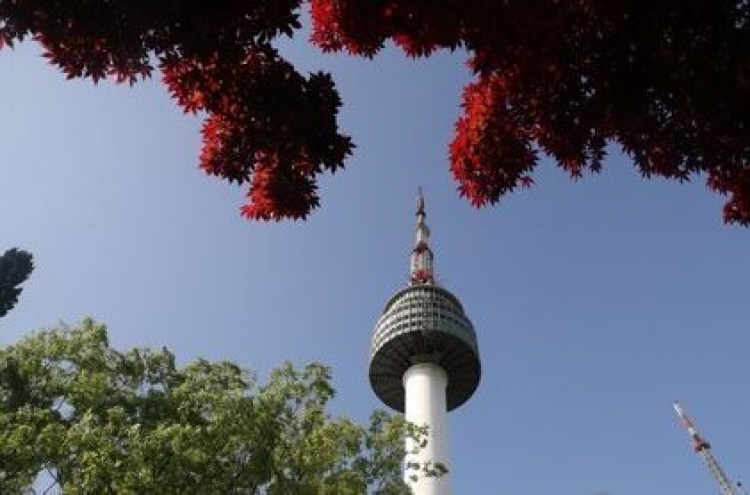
[410,188,435,285]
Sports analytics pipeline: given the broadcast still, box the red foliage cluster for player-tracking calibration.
[311,0,750,225]
[0,0,350,220]
[3,1,750,223]
[162,50,350,219]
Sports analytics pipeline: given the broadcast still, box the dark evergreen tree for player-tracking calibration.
[0,249,33,318]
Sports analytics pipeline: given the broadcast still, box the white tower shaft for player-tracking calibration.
[404,363,451,495]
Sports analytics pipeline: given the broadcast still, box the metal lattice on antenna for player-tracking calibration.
[410,188,434,285]
[673,401,744,495]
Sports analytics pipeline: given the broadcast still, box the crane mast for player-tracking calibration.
[673,401,739,495]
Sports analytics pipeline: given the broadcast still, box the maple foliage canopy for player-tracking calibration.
[3,1,750,223]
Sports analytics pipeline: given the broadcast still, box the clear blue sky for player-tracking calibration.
[2,14,750,494]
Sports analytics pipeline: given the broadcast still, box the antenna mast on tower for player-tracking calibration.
[673,401,741,495]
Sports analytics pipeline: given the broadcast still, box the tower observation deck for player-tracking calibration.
[368,191,481,494]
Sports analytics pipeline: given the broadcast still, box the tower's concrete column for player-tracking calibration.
[403,363,450,495]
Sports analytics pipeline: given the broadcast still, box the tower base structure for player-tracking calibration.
[403,363,450,495]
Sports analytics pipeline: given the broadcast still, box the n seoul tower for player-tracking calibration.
[369,191,481,494]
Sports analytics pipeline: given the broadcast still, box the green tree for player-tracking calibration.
[0,319,426,494]
[0,248,34,318]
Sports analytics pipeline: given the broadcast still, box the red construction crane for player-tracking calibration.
[673,401,743,495]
